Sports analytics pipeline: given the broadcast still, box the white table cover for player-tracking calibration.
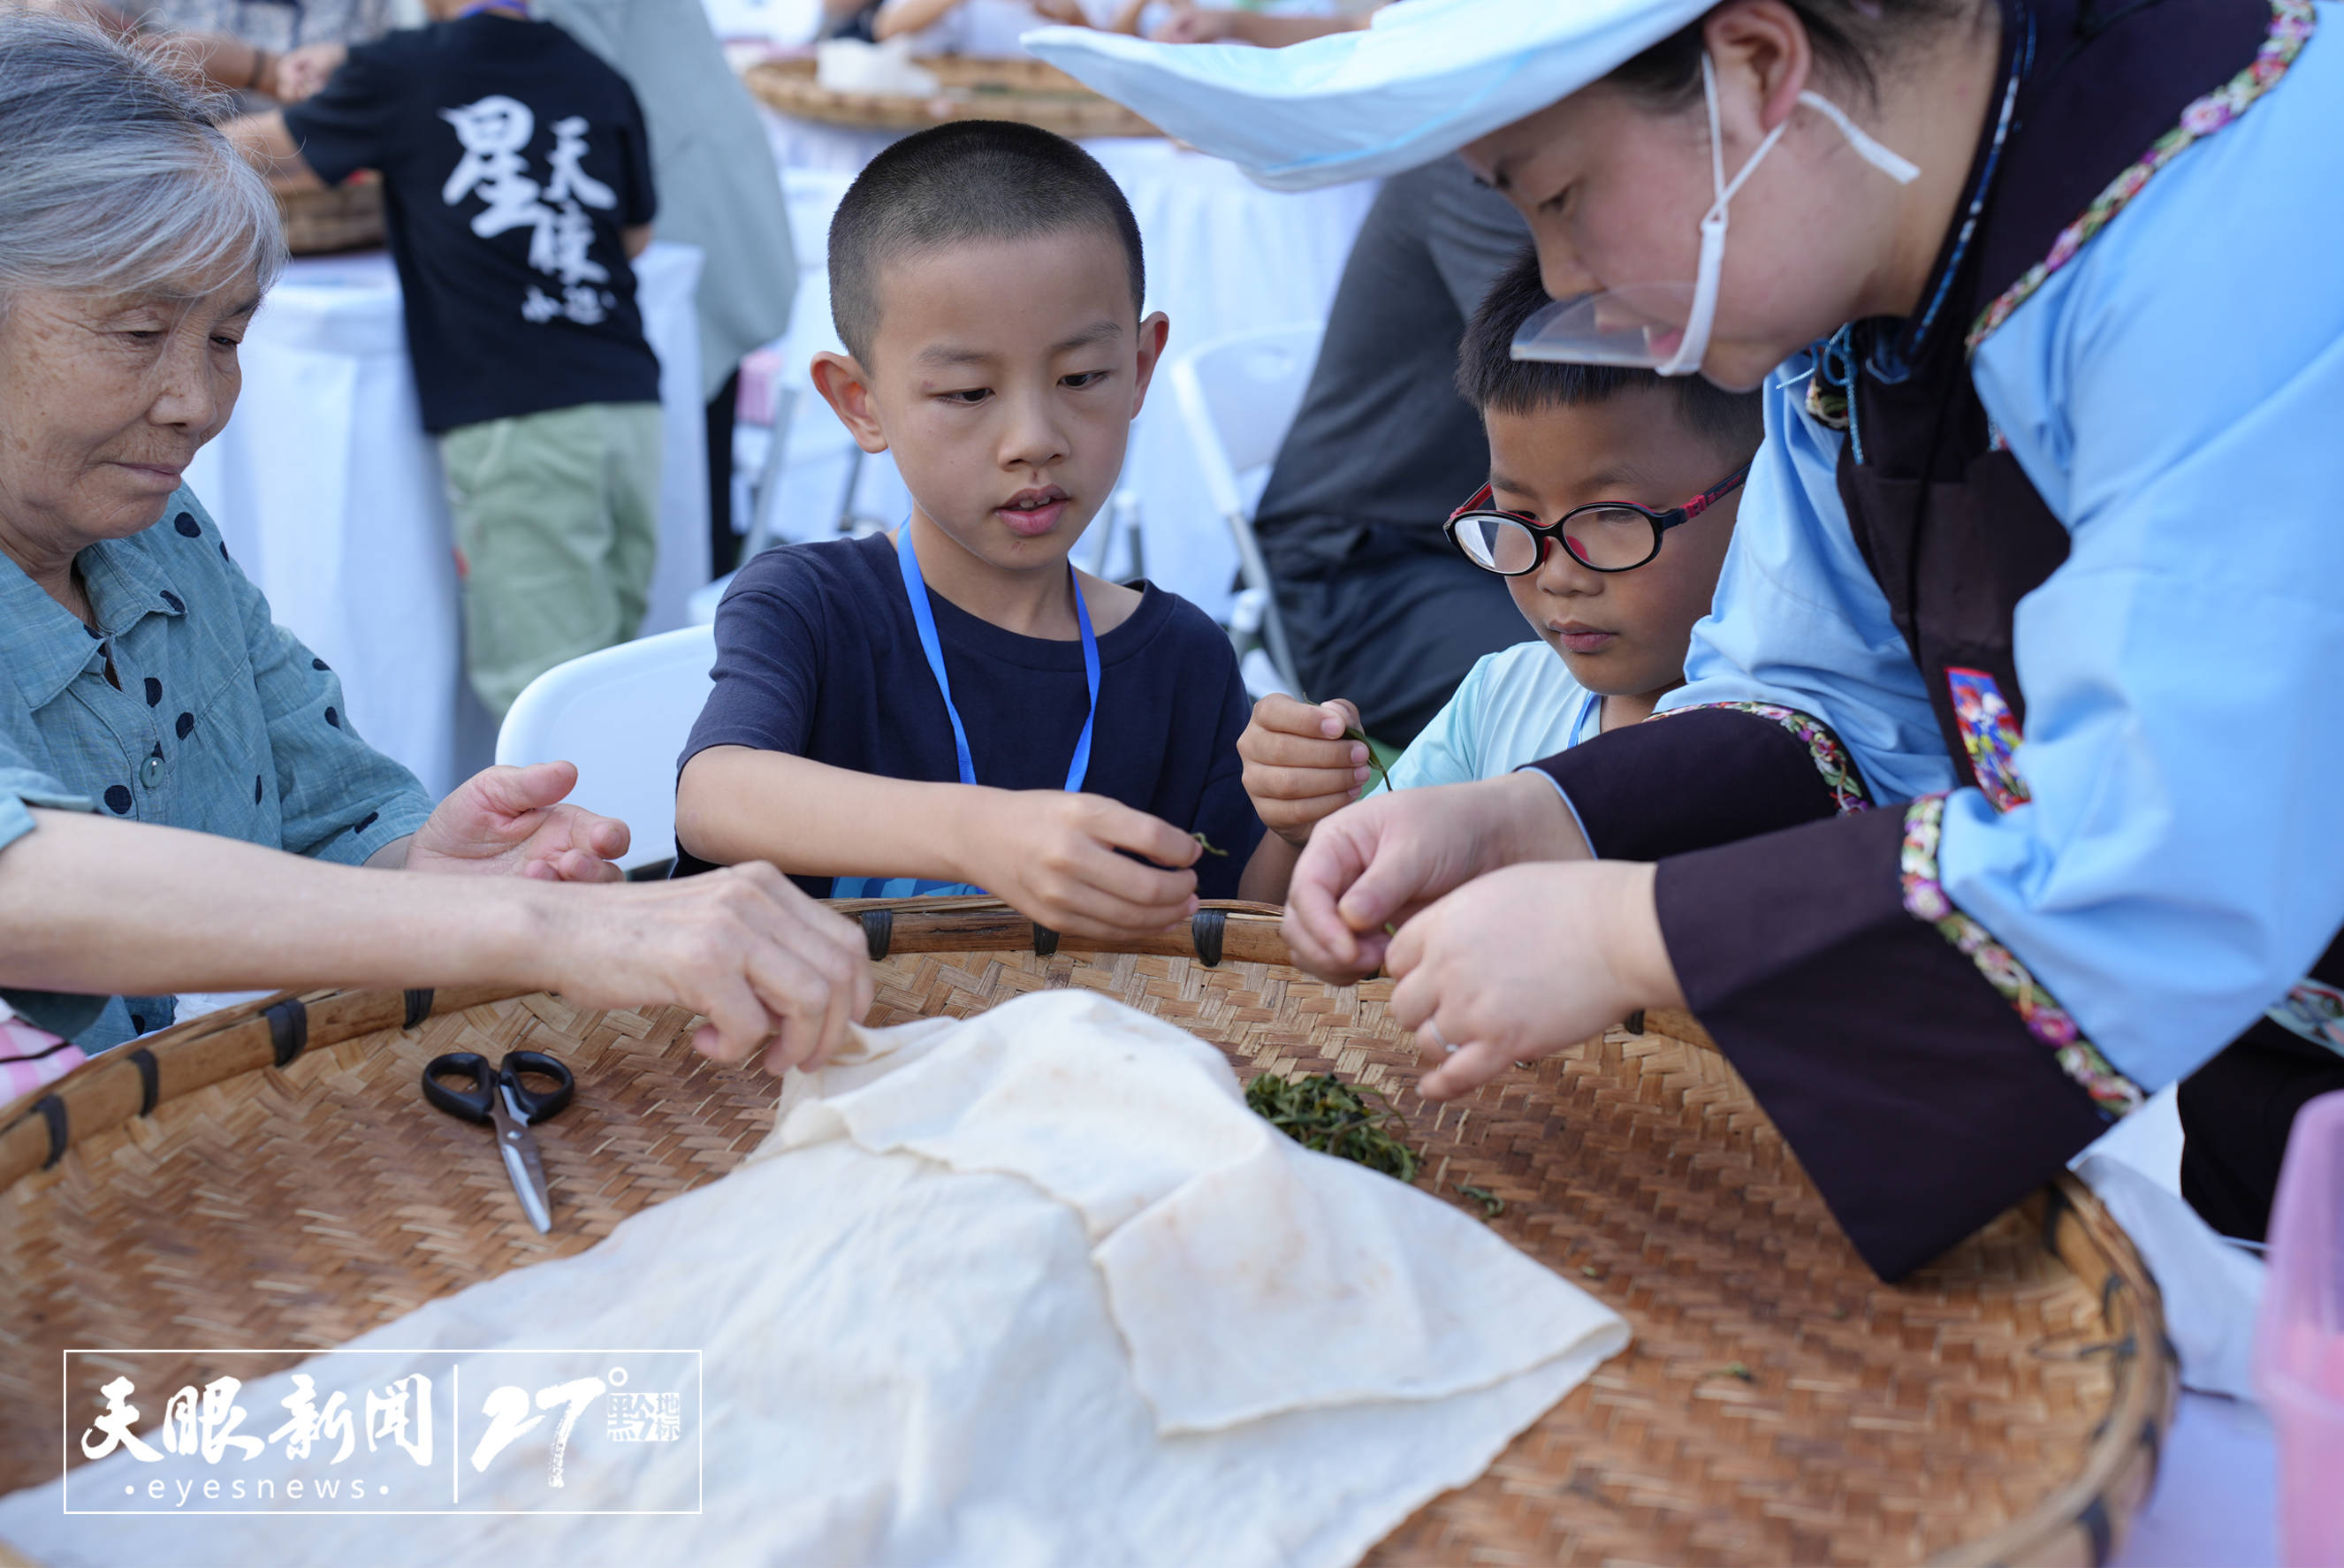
[2075,1090,2280,1565]
[185,243,707,799]
[758,111,1375,619]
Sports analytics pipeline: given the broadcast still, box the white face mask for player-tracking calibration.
[1512,52,1922,377]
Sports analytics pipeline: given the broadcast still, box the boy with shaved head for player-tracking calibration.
[674,122,1264,935]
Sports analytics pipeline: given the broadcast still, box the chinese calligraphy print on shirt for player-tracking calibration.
[278,14,660,433]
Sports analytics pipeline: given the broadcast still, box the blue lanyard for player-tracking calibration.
[1572,686,1604,746]
[894,523,1099,793]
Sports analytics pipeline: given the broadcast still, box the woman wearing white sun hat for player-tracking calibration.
[1031,0,2344,1278]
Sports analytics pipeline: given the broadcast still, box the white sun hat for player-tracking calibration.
[1023,0,1712,191]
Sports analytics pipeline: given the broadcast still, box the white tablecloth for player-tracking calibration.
[2074,1091,2280,1565]
[757,112,1374,618]
[2115,1391,2277,1566]
[185,243,707,799]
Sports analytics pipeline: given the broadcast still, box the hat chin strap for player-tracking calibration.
[1656,53,1922,378]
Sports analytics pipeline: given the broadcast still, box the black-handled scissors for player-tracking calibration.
[422,1050,575,1234]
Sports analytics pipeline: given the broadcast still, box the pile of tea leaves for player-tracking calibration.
[1244,1071,1419,1184]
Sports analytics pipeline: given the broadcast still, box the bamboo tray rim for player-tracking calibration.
[742,53,1162,138]
[0,901,2173,1565]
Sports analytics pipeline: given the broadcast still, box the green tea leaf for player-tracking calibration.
[1456,1183,1503,1219]
[1244,1071,1419,1184]
[1191,831,1229,857]
[1344,726,1393,796]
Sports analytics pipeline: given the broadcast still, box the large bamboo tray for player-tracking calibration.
[0,899,2172,1565]
[743,54,1160,138]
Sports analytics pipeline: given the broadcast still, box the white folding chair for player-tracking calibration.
[495,625,718,875]
[1166,321,1325,699]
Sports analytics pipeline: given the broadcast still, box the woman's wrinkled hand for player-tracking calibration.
[1282,770,1586,981]
[545,862,875,1076]
[1237,695,1371,849]
[407,761,630,882]
[1384,859,1682,1101]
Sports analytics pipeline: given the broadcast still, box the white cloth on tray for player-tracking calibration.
[0,989,1626,1566]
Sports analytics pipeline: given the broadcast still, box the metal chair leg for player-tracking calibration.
[1223,506,1304,700]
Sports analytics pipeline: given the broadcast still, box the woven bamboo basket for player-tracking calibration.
[275,173,384,256]
[743,54,1160,138]
[0,898,2172,1565]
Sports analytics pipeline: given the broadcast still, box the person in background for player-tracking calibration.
[1138,4,1520,751]
[1239,251,1762,900]
[272,0,798,583]
[228,0,663,722]
[1148,3,1366,45]
[537,0,795,582]
[871,0,1135,49]
[20,0,384,102]
[1246,156,1534,749]
[674,122,1264,932]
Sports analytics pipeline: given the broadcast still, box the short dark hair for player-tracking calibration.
[1455,248,1764,454]
[827,120,1145,363]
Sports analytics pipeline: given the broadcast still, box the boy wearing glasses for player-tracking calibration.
[1239,250,1763,898]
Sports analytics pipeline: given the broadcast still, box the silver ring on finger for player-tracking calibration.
[1422,1021,1458,1055]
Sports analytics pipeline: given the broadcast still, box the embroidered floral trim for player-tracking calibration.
[1944,666,2030,811]
[1900,795,2144,1115]
[1967,0,2315,354]
[2267,978,2344,1056]
[1655,702,1871,815]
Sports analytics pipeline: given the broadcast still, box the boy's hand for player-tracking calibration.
[968,792,1200,940]
[1238,696,1374,849]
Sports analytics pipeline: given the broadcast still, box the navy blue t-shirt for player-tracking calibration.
[676,533,1264,897]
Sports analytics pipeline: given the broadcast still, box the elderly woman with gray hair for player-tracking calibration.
[0,13,871,1077]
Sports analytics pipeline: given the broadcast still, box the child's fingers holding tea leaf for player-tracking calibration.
[975,791,1199,940]
[1244,693,1365,749]
[1071,794,1204,872]
[1240,694,1375,846]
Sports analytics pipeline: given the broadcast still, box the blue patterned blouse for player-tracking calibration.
[0,487,433,1048]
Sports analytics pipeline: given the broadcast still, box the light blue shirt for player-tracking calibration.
[1372,640,1597,794]
[0,487,434,1047]
[1663,10,2344,1090]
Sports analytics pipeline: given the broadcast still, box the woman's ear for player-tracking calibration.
[811,351,890,454]
[1126,311,1172,418]
[1703,0,1815,139]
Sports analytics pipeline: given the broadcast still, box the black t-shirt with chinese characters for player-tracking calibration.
[282,15,659,432]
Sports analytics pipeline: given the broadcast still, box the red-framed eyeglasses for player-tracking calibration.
[1442,462,1751,575]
